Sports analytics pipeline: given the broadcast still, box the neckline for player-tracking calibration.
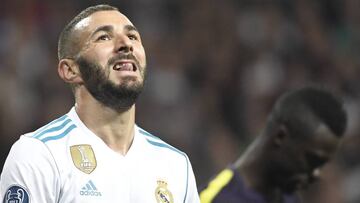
[67,106,141,159]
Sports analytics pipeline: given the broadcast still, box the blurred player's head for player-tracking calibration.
[57,4,147,110]
[262,86,347,194]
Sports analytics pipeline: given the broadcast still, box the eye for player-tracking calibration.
[97,34,111,41]
[305,151,329,169]
[128,34,138,41]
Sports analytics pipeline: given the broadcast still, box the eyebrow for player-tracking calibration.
[90,25,114,38]
[124,24,139,33]
[90,24,139,39]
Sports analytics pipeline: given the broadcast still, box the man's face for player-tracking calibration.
[73,10,146,109]
[275,123,341,194]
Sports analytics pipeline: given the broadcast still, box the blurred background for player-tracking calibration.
[0,0,360,202]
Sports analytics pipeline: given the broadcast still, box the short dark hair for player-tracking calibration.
[58,4,118,60]
[269,86,347,137]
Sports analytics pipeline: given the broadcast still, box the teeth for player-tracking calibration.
[115,64,122,70]
[113,62,133,71]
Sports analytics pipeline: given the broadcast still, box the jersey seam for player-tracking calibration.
[183,154,189,203]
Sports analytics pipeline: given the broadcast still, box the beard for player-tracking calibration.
[76,55,145,111]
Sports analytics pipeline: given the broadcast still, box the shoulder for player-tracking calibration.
[1,135,60,186]
[1,137,61,203]
[3,113,77,168]
[4,135,57,167]
[200,168,237,203]
[137,126,188,159]
[27,114,77,143]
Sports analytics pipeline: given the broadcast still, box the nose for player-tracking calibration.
[115,35,133,53]
[312,168,321,178]
[309,168,321,183]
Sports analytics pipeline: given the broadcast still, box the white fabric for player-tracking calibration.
[0,107,200,203]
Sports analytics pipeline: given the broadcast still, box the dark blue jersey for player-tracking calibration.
[200,167,300,203]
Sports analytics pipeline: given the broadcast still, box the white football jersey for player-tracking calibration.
[0,107,200,203]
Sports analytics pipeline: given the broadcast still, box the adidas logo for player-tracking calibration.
[80,180,102,196]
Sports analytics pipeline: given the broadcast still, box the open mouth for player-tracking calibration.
[113,61,137,72]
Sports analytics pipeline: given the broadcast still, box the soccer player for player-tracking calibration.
[0,4,199,203]
[200,86,347,203]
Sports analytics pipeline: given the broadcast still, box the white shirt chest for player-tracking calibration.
[56,131,185,203]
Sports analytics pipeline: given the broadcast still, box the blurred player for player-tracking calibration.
[200,86,347,203]
[0,4,199,203]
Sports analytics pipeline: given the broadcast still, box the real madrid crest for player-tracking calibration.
[155,179,173,203]
[70,144,97,174]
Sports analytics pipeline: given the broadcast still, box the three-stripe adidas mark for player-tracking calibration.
[80,180,102,196]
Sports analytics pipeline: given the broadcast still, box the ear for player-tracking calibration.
[58,59,83,84]
[273,124,289,147]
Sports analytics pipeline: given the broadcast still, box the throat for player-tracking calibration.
[97,127,135,156]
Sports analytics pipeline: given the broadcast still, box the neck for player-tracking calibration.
[234,137,283,202]
[75,89,136,155]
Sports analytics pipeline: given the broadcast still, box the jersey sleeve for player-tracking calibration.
[0,136,61,203]
[184,155,200,203]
